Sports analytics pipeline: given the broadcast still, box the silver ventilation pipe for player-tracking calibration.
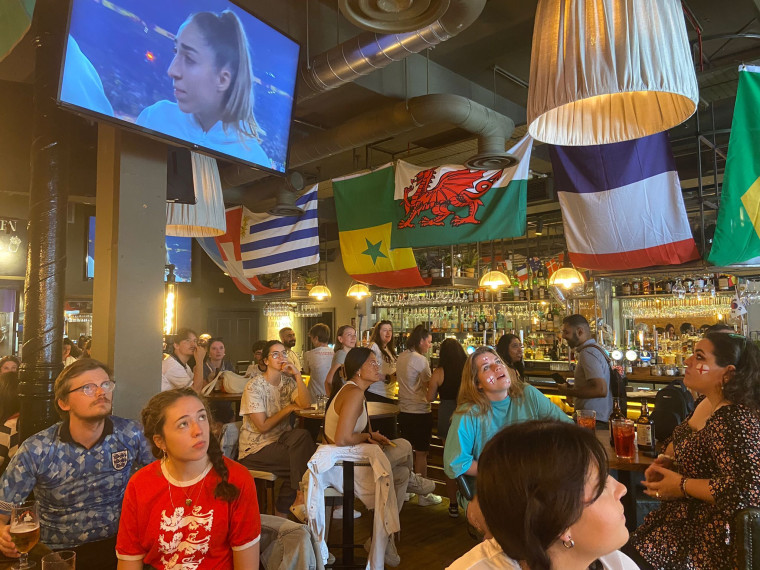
[299,0,486,100]
[289,93,516,169]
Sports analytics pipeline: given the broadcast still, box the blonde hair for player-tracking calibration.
[186,11,261,144]
[456,346,524,416]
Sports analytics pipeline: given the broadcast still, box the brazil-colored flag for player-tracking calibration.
[332,166,431,288]
[390,135,533,248]
[708,65,760,265]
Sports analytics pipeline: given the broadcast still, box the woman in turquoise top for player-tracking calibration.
[443,346,572,529]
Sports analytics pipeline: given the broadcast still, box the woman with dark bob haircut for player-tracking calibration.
[626,332,760,569]
[448,420,636,570]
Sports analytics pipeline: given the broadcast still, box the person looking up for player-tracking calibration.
[558,314,612,424]
[0,359,154,570]
[397,324,441,507]
[366,320,397,404]
[303,323,333,401]
[238,340,313,518]
[0,371,19,477]
[626,332,760,569]
[324,325,357,398]
[203,337,233,382]
[427,338,467,517]
[0,356,19,374]
[279,327,301,372]
[136,10,270,166]
[448,420,637,570]
[161,328,206,393]
[116,388,260,569]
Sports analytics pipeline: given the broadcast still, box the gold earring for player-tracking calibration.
[562,538,574,549]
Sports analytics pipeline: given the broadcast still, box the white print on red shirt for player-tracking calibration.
[158,505,214,569]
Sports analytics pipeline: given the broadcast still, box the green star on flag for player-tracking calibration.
[362,238,388,265]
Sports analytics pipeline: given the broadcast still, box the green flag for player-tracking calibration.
[708,65,760,265]
[390,135,532,249]
[0,0,35,62]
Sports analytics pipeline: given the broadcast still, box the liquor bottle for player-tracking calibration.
[636,399,656,457]
[608,397,626,446]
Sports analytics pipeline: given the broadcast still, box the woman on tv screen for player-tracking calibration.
[137,10,271,168]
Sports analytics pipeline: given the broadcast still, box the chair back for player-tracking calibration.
[736,507,760,569]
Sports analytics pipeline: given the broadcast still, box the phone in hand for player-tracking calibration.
[551,373,567,384]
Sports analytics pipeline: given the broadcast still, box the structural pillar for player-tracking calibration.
[92,125,167,420]
[18,0,69,440]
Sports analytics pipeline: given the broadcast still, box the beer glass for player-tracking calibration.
[10,500,40,569]
[41,551,75,569]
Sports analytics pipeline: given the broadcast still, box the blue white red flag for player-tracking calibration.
[516,264,529,283]
[240,186,320,275]
[549,132,699,270]
[197,207,285,296]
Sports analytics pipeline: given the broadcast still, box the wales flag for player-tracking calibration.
[708,65,760,265]
[333,165,430,288]
[390,135,533,248]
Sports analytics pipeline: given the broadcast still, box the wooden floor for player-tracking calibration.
[326,494,479,569]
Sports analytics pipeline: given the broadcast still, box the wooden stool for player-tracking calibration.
[249,470,278,515]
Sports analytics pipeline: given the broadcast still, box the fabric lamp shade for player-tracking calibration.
[166,152,226,237]
[527,0,698,146]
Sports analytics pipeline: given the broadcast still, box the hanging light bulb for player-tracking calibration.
[479,270,511,291]
[308,285,331,301]
[548,252,586,289]
[347,283,371,300]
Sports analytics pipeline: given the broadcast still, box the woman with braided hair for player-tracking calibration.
[116,388,260,569]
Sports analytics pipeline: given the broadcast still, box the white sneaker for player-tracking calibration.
[364,537,401,567]
[333,506,361,519]
[404,493,414,502]
[417,493,443,506]
[407,472,436,495]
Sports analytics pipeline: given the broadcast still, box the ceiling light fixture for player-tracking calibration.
[347,282,371,300]
[548,252,585,289]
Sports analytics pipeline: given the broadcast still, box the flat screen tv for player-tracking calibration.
[58,0,300,174]
[87,216,192,282]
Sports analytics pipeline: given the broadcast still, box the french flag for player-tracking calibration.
[549,132,699,270]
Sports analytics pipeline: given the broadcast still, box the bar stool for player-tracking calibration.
[326,460,369,569]
[249,470,278,515]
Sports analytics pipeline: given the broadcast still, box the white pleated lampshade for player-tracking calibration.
[527,0,699,146]
[166,152,226,237]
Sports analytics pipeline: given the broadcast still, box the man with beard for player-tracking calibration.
[558,314,612,424]
[279,327,302,373]
[0,359,153,569]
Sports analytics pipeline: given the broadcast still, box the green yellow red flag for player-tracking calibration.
[332,165,430,288]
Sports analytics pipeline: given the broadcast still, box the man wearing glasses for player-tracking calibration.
[0,359,153,569]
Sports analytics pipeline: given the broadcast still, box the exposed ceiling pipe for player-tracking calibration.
[298,0,486,100]
[289,93,516,169]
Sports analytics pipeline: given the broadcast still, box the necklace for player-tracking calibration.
[164,459,209,508]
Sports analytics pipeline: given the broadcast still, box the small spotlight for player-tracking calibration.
[535,219,544,236]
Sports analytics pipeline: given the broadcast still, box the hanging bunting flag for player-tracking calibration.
[708,66,760,266]
[240,186,320,275]
[197,207,285,296]
[516,264,529,283]
[549,131,699,270]
[390,135,534,248]
[333,165,431,288]
[545,253,564,276]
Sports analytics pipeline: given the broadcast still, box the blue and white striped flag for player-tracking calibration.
[241,185,320,276]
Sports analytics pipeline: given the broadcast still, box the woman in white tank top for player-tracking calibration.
[323,347,437,567]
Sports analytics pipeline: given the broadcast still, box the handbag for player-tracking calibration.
[201,370,249,396]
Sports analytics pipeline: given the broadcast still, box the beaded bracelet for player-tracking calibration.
[679,476,690,498]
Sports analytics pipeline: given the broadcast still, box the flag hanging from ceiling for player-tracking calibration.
[332,165,430,288]
[197,207,285,296]
[549,131,699,270]
[708,65,760,266]
[240,186,320,275]
[390,135,533,248]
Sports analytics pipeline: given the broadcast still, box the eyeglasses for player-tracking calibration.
[68,380,116,396]
[268,351,286,360]
[367,360,381,368]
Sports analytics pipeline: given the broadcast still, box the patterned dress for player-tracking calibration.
[630,400,760,569]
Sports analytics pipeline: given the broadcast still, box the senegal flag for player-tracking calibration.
[390,135,533,248]
[333,166,430,288]
[708,65,760,265]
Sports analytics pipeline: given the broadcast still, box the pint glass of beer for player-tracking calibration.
[10,500,39,569]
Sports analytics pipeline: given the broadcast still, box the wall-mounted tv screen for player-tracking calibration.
[87,216,192,282]
[59,0,300,174]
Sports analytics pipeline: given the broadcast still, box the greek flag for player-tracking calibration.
[241,185,320,275]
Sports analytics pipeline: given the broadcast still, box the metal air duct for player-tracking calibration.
[299,0,486,99]
[289,93,516,169]
[267,172,306,217]
[339,0,451,33]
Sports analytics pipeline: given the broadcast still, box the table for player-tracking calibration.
[206,391,243,416]
[596,429,655,530]
[0,543,52,569]
[295,401,399,422]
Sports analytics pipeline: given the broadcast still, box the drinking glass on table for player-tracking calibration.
[9,500,39,569]
[575,409,596,430]
[41,551,75,570]
[612,419,636,459]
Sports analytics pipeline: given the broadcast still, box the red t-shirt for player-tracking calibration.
[116,457,260,568]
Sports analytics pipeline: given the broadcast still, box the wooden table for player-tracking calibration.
[205,391,243,416]
[596,429,655,530]
[295,401,399,422]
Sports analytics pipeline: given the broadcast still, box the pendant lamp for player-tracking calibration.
[166,153,226,237]
[548,253,585,290]
[480,270,510,291]
[347,282,371,300]
[527,0,698,146]
[308,285,331,301]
